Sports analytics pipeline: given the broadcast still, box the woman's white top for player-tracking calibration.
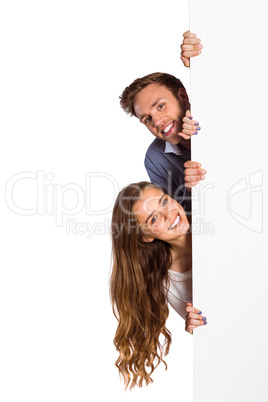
[165,268,192,320]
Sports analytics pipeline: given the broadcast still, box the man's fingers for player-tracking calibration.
[183,31,197,38]
[184,165,207,184]
[184,161,202,168]
[185,176,205,183]
[185,167,206,175]
[180,57,190,68]
[181,44,203,52]
[182,38,202,45]
[185,175,205,183]
[181,50,202,58]
[185,167,206,177]
[185,182,200,188]
[181,32,202,68]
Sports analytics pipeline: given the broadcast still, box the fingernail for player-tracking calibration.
[198,311,202,315]
[204,321,207,325]
[194,122,199,126]
[202,317,207,321]
[189,116,193,120]
[194,131,198,135]
[196,127,201,130]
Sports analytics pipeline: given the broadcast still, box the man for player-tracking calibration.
[120,32,206,213]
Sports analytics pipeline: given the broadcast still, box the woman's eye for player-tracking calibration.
[151,216,157,224]
[158,103,164,110]
[163,198,168,206]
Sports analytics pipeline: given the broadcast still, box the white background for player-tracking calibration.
[190,1,268,401]
[1,1,196,401]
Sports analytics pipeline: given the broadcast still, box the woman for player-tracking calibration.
[110,181,207,389]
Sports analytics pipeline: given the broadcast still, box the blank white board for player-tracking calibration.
[190,1,268,401]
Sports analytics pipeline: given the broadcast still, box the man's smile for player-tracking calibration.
[161,121,175,137]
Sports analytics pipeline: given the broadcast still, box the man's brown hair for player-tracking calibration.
[119,72,186,117]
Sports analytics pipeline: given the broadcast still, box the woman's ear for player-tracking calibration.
[142,235,154,243]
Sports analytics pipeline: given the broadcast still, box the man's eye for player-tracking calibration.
[163,198,168,206]
[151,216,157,224]
[158,103,164,110]
[144,116,151,124]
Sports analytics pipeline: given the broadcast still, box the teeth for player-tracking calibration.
[163,122,173,134]
[169,215,180,230]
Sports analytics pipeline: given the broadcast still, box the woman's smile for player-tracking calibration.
[168,213,181,230]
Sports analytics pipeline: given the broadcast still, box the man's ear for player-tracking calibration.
[177,88,190,109]
[142,235,154,243]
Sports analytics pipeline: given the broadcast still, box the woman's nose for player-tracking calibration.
[160,210,170,220]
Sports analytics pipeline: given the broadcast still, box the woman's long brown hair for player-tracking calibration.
[110,182,173,389]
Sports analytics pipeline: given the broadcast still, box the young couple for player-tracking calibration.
[110,32,207,389]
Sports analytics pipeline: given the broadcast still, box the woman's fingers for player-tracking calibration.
[186,303,202,314]
[185,303,207,333]
[179,111,201,137]
[186,317,207,326]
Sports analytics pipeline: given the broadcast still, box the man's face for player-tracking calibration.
[133,83,189,145]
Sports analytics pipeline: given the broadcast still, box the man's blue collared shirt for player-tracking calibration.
[144,138,191,212]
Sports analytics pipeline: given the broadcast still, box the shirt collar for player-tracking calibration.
[164,142,182,156]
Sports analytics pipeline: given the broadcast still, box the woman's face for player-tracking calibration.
[132,187,189,243]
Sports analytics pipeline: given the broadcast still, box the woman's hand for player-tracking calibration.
[185,303,207,334]
[180,31,203,68]
[178,110,201,140]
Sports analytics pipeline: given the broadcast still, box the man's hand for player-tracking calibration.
[185,303,207,334]
[184,161,206,188]
[178,110,201,140]
[181,31,203,68]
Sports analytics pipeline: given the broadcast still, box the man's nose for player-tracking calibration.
[151,112,164,128]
